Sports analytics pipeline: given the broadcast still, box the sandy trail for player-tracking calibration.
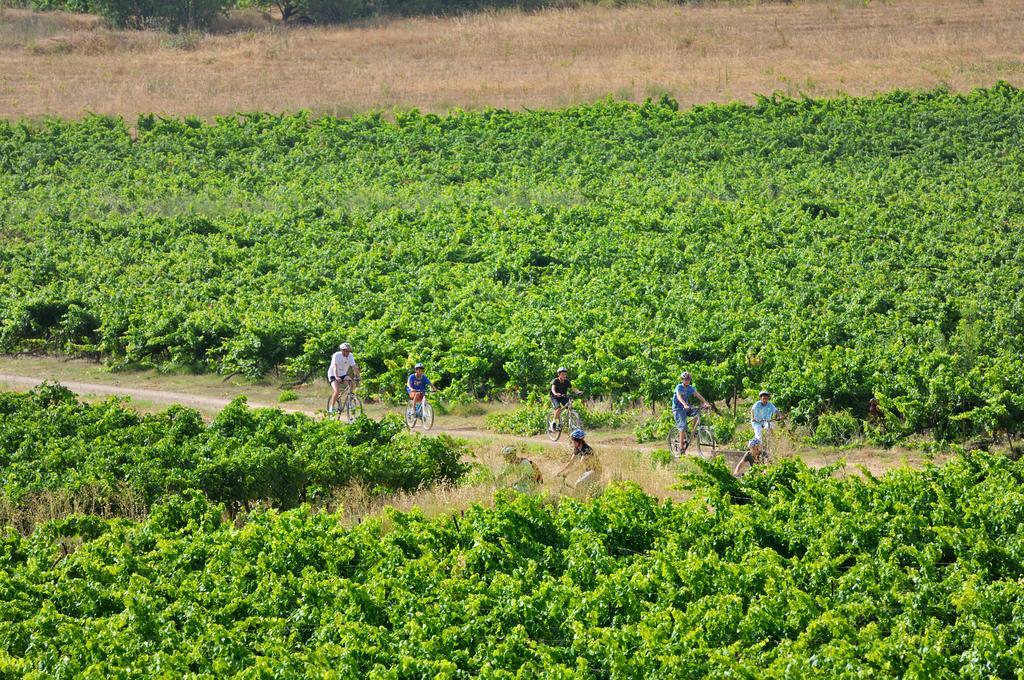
[0,372,642,450]
[0,372,291,414]
[0,369,933,487]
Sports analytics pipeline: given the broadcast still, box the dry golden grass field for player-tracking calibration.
[1,0,1023,120]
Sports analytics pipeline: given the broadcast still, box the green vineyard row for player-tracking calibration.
[2,86,1023,438]
[3,453,1024,676]
[0,384,468,514]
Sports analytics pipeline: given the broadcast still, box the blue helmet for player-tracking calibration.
[570,428,586,441]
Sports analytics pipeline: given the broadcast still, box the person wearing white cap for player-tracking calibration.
[750,389,779,443]
[327,342,360,414]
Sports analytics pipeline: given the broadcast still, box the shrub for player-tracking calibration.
[243,0,565,23]
[242,0,367,22]
[27,0,93,10]
[649,447,673,466]
[486,399,548,436]
[278,389,298,403]
[705,411,740,446]
[635,408,741,445]
[574,401,631,430]
[300,0,367,22]
[0,386,470,515]
[91,0,230,31]
[634,409,674,443]
[486,399,630,435]
[810,410,860,446]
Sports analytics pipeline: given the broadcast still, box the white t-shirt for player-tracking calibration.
[328,351,357,379]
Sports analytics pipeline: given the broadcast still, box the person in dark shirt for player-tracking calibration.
[556,428,595,480]
[868,397,882,421]
[549,367,580,433]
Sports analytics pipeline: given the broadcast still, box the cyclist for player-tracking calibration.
[500,445,543,493]
[327,342,360,414]
[549,367,580,433]
[673,371,712,453]
[555,428,594,480]
[407,363,432,418]
[751,389,779,442]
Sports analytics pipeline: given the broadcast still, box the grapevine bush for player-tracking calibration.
[2,87,1024,440]
[634,408,741,445]
[810,409,860,446]
[4,453,1024,675]
[0,384,469,513]
[486,398,630,435]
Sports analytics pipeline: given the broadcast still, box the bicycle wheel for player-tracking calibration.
[547,410,563,441]
[343,394,363,423]
[759,430,774,466]
[695,425,717,460]
[566,408,582,432]
[420,401,434,430]
[668,426,682,458]
[405,404,417,430]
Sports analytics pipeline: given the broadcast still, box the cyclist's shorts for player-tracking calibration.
[407,386,425,395]
[329,374,351,384]
[673,407,700,428]
[550,395,569,408]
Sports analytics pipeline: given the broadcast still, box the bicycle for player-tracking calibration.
[547,398,582,441]
[326,378,363,423]
[733,417,783,476]
[405,391,434,431]
[668,406,717,460]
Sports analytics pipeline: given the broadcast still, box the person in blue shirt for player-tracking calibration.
[672,371,712,453]
[407,363,432,417]
[750,390,779,443]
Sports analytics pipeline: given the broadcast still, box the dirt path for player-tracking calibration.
[1,369,922,477]
[1,366,946,509]
[0,371,619,450]
[0,372,295,414]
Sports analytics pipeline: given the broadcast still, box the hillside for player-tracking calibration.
[2,87,1023,439]
[0,0,1021,119]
